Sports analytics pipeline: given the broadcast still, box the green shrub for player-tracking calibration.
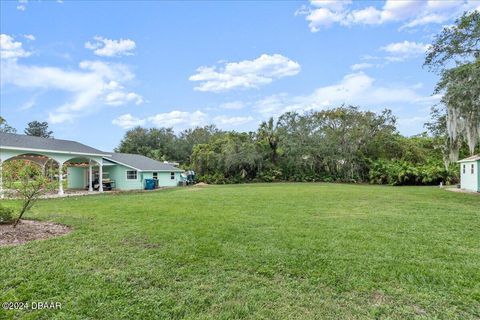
[369,159,457,186]
[0,204,14,224]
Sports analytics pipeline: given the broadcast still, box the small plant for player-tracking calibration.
[0,204,14,224]
[3,160,55,228]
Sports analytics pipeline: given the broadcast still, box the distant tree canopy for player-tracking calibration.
[0,116,16,133]
[115,125,222,163]
[424,11,480,71]
[425,11,480,163]
[24,121,53,138]
[116,106,456,185]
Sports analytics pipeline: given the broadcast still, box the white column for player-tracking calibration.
[88,160,93,192]
[58,162,64,195]
[98,160,104,192]
[0,160,3,199]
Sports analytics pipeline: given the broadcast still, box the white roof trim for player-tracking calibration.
[0,145,110,157]
[457,155,480,163]
[142,169,184,172]
[102,157,141,171]
[102,157,183,172]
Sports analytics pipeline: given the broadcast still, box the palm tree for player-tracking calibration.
[258,117,279,166]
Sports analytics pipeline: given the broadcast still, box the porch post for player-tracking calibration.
[58,161,64,196]
[98,160,104,192]
[0,160,3,199]
[88,160,93,192]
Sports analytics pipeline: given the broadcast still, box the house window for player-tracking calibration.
[472,164,475,174]
[126,170,137,180]
[153,172,158,180]
[463,164,466,174]
[170,172,175,180]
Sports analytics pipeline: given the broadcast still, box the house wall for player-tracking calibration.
[67,167,85,189]
[144,171,181,187]
[66,164,183,190]
[460,161,478,192]
[478,160,480,192]
[104,164,143,190]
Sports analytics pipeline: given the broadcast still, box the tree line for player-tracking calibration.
[115,105,474,185]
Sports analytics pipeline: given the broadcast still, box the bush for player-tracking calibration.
[369,159,457,186]
[0,204,14,224]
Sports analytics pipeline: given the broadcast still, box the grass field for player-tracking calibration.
[0,183,479,319]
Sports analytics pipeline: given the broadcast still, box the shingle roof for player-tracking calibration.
[0,132,109,156]
[107,153,183,171]
[458,154,480,162]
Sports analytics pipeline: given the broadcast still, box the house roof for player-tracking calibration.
[458,154,480,163]
[106,153,183,172]
[0,132,109,156]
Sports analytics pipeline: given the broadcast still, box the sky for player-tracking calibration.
[1,0,479,151]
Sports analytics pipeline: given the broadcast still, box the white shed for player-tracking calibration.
[458,154,480,193]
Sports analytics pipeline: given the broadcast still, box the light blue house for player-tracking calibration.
[458,154,480,193]
[67,153,183,190]
[0,132,183,195]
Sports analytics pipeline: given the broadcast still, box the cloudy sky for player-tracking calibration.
[1,0,479,150]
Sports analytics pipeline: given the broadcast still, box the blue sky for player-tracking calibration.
[1,0,479,151]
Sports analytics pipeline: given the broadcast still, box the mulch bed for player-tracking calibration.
[0,220,72,247]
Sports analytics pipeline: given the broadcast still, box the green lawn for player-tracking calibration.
[0,184,479,319]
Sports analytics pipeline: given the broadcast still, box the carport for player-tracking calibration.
[0,132,110,197]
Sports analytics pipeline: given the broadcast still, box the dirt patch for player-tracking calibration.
[0,220,72,247]
[371,290,390,305]
[195,182,209,187]
[444,187,480,195]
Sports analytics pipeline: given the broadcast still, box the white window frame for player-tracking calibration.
[471,164,475,174]
[153,172,158,180]
[126,170,138,180]
[170,172,175,180]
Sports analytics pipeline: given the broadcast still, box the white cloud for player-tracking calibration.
[297,0,479,31]
[105,91,143,106]
[253,72,439,116]
[350,63,373,71]
[310,0,352,11]
[347,7,383,25]
[148,111,207,128]
[112,111,255,131]
[213,115,253,126]
[112,114,146,129]
[381,41,429,55]
[17,0,27,11]
[1,36,143,123]
[189,54,301,92]
[381,41,430,61]
[23,34,35,41]
[0,34,31,60]
[220,101,246,110]
[85,36,136,57]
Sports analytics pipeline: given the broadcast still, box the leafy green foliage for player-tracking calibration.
[116,125,222,164]
[425,11,480,162]
[0,204,14,224]
[24,120,53,138]
[424,11,480,71]
[0,116,16,133]
[368,160,456,186]
[2,160,56,227]
[115,106,455,185]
